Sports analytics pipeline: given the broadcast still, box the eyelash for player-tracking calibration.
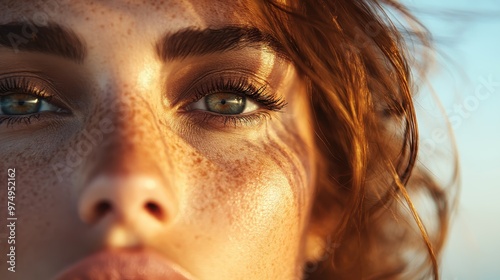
[0,76,55,127]
[188,76,286,127]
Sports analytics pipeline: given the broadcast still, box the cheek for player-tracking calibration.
[163,126,313,277]
[185,148,299,233]
[0,120,81,220]
[0,147,83,264]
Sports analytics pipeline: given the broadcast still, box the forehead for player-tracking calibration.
[0,0,251,27]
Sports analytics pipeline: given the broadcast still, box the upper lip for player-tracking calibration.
[53,248,194,280]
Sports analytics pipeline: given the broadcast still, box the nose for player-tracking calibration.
[78,174,178,230]
[74,85,181,240]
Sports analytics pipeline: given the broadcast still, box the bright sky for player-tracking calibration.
[400,0,500,279]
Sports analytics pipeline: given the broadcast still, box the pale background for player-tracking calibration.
[401,0,500,279]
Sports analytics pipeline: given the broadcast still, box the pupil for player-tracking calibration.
[221,99,226,105]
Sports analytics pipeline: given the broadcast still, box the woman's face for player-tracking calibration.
[0,1,318,279]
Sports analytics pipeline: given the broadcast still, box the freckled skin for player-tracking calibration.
[0,1,318,279]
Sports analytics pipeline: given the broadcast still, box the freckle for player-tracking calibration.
[200,170,207,178]
[100,24,105,29]
[127,29,132,35]
[85,16,90,21]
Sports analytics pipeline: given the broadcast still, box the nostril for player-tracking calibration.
[93,201,112,222]
[145,201,164,221]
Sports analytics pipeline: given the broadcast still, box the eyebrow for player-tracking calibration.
[0,23,285,63]
[0,22,87,63]
[155,26,287,61]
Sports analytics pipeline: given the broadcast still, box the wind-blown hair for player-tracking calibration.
[252,0,454,279]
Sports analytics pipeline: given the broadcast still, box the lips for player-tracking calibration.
[53,249,193,280]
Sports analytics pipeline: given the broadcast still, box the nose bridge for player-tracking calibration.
[80,42,168,174]
[87,87,173,177]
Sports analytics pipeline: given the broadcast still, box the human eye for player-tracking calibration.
[0,75,68,127]
[184,76,286,128]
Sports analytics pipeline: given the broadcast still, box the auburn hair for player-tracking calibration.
[251,0,454,279]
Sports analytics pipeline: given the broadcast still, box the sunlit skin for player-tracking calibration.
[0,1,321,279]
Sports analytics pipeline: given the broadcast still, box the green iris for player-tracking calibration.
[0,93,42,115]
[205,93,246,115]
